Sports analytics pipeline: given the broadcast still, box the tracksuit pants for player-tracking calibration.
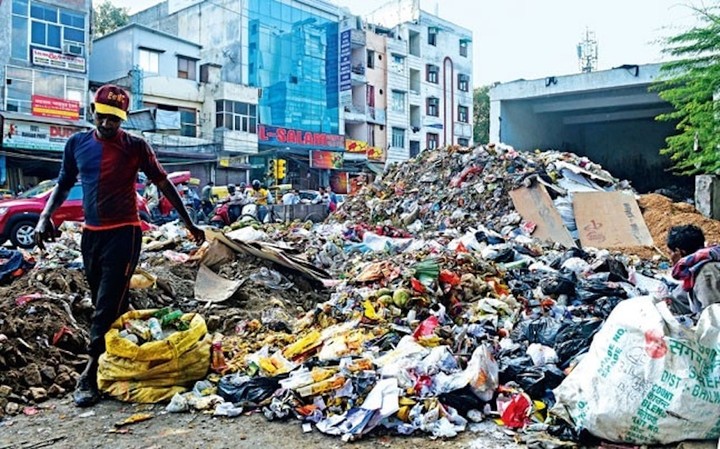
[82,225,142,359]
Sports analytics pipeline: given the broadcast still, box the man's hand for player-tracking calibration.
[187,223,205,245]
[34,217,56,251]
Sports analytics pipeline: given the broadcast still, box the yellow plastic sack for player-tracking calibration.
[97,310,211,403]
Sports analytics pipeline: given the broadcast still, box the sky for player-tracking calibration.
[97,0,705,87]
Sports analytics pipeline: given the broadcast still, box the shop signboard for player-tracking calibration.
[2,119,85,152]
[310,150,343,170]
[32,95,80,120]
[258,125,344,150]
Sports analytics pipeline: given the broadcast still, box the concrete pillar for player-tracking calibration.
[695,175,720,219]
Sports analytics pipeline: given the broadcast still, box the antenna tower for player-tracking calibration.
[577,28,598,73]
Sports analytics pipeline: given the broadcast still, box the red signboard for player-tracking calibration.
[258,124,344,150]
[32,95,80,120]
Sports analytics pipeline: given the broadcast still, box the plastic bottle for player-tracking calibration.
[119,329,140,345]
[148,317,164,341]
[161,310,184,326]
[153,307,172,319]
[211,340,228,373]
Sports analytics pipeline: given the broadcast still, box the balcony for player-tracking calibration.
[344,105,367,124]
[343,105,386,125]
[350,29,366,48]
[143,76,201,103]
[351,64,366,85]
[454,122,472,138]
[367,107,386,125]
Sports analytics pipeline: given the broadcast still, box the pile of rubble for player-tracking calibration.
[2,143,718,446]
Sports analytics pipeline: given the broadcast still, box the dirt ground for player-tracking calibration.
[0,397,521,449]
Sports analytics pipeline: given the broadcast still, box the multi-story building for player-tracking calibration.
[131,0,345,189]
[0,0,92,189]
[127,0,472,189]
[368,0,473,163]
[89,23,258,184]
[339,16,391,176]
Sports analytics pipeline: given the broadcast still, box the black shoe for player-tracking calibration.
[73,376,100,407]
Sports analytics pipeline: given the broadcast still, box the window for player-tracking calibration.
[180,108,197,137]
[426,64,439,84]
[459,39,468,57]
[426,97,439,117]
[409,30,421,56]
[5,66,85,118]
[458,105,469,123]
[139,49,160,73]
[458,74,469,92]
[367,50,375,69]
[391,127,405,149]
[177,56,196,80]
[428,27,437,46]
[6,66,32,113]
[458,138,469,147]
[391,54,405,74]
[427,133,439,150]
[410,141,421,158]
[23,2,85,51]
[216,100,257,134]
[391,90,405,113]
[12,15,28,60]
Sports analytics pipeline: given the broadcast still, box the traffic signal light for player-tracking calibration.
[268,159,276,178]
[276,159,287,179]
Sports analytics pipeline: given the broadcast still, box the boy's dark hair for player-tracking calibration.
[667,224,705,255]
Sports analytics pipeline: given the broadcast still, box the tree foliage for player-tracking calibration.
[93,0,129,38]
[653,7,720,175]
[473,85,490,144]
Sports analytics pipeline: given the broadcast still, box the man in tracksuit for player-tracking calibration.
[34,85,205,407]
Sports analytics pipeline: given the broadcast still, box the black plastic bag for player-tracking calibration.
[475,231,504,245]
[515,364,565,398]
[498,354,534,385]
[488,246,515,263]
[512,316,564,347]
[591,256,628,282]
[218,375,281,406]
[439,385,487,416]
[553,319,603,367]
[592,296,625,318]
[574,280,627,304]
[540,271,576,296]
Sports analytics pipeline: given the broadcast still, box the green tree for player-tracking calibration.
[93,0,129,38]
[473,85,490,144]
[653,7,720,174]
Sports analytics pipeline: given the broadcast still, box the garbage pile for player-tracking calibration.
[2,143,719,446]
[155,145,718,444]
[0,221,332,416]
[331,144,627,238]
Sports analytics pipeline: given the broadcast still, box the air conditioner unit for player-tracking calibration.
[62,42,84,57]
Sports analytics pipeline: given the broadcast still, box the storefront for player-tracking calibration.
[0,112,92,193]
[256,124,346,190]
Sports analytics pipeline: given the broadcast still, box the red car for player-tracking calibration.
[0,181,150,248]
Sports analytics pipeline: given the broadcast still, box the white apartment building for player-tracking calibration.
[369,0,473,165]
